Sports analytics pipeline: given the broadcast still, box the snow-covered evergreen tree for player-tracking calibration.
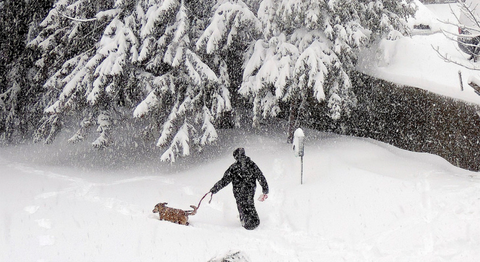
[240,0,415,140]
[28,0,116,144]
[196,0,262,127]
[133,0,231,162]
[24,0,416,161]
[30,0,230,161]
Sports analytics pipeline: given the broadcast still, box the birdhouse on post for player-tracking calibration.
[293,128,304,157]
[292,128,305,184]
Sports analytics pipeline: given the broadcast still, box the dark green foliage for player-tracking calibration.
[0,0,53,142]
[309,73,480,171]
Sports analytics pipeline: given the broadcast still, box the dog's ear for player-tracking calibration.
[161,202,168,206]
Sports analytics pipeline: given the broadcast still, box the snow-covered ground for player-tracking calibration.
[2,2,480,262]
[1,126,479,262]
[359,1,480,105]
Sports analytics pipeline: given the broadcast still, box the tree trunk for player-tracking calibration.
[287,99,299,144]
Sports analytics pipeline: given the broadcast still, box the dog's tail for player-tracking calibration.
[185,205,198,216]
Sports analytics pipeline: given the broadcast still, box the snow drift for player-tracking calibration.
[1,127,479,261]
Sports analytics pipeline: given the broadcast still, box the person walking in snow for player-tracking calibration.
[210,147,269,230]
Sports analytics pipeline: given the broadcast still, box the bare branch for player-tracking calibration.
[438,29,480,59]
[449,3,461,24]
[431,44,480,71]
[460,1,480,29]
[437,18,480,36]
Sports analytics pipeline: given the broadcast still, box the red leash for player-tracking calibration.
[196,192,213,209]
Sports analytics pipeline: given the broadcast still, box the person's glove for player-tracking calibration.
[258,194,268,202]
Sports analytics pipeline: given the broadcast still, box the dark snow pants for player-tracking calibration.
[235,193,260,230]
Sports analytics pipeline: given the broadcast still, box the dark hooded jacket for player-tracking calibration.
[210,156,269,200]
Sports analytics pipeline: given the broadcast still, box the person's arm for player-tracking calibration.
[252,162,269,195]
[210,167,233,194]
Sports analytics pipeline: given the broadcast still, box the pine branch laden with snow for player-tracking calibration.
[131,58,227,162]
[68,113,95,144]
[240,34,296,105]
[165,4,189,66]
[214,59,232,114]
[139,0,180,39]
[137,0,182,65]
[160,120,196,162]
[86,15,140,105]
[241,30,339,123]
[142,75,228,162]
[184,50,219,85]
[196,0,262,54]
[33,114,62,145]
[154,93,198,162]
[200,106,218,146]
[43,53,92,115]
[92,111,112,148]
[133,90,160,119]
[291,36,333,101]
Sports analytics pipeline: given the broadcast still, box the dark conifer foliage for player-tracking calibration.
[0,0,54,141]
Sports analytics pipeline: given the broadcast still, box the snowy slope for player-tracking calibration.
[1,127,479,262]
[358,1,480,105]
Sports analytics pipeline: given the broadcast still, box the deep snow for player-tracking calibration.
[1,126,479,262]
[1,2,480,262]
[359,1,480,105]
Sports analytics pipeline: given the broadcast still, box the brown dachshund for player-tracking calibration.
[152,202,198,225]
